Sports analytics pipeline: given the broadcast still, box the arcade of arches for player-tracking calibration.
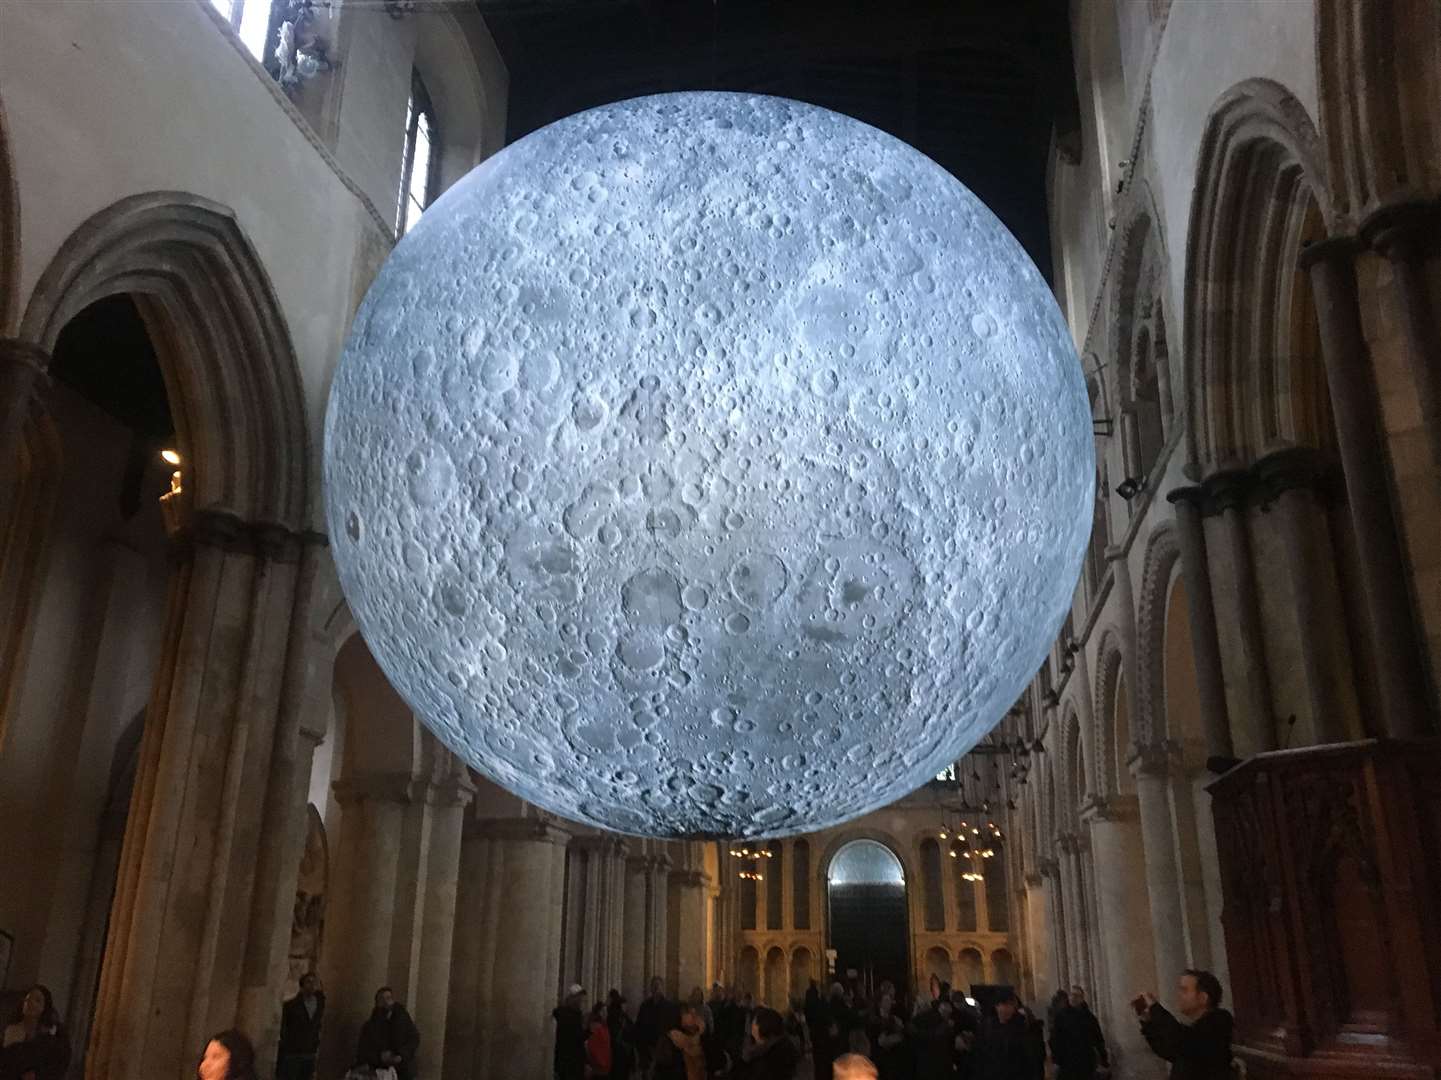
[2,3,1440,1080]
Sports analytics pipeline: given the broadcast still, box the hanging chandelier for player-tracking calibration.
[730,843,774,881]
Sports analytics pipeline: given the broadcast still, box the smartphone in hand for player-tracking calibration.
[1131,995,1150,1017]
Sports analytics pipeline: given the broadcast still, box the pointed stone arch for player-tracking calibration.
[19,191,310,527]
[1182,79,1337,475]
[1135,524,1182,750]
[1090,630,1126,798]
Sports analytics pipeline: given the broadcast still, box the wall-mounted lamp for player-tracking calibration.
[1115,476,1146,501]
[159,448,185,536]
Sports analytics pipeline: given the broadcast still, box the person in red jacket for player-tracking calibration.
[586,1002,613,1079]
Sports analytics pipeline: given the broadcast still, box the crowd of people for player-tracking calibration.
[549,968,1235,1080]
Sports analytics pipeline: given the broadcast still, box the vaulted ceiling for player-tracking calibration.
[480,0,1079,281]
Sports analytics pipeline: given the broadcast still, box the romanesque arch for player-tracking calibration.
[19,191,310,525]
[1134,524,1182,750]
[1090,629,1125,798]
[1182,79,1337,474]
[12,191,319,1079]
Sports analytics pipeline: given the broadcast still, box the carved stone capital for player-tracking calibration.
[427,772,477,808]
[0,337,51,375]
[1128,739,1181,778]
[332,771,418,806]
[1359,199,1440,261]
[1297,235,1359,271]
[1081,793,1140,824]
[1251,446,1333,509]
[1037,857,1061,879]
[175,506,328,563]
[669,868,709,890]
[1023,871,1044,888]
[473,816,572,846]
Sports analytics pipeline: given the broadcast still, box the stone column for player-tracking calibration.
[570,836,628,997]
[320,772,415,1078]
[85,516,323,1080]
[1023,872,1054,1008]
[444,817,502,1080]
[623,853,651,1001]
[1082,796,1156,1077]
[443,817,569,1080]
[1129,744,1188,993]
[1363,203,1441,472]
[648,855,672,991]
[668,867,709,997]
[1253,449,1356,743]
[1056,835,1090,991]
[1303,238,1431,734]
[412,771,474,1080]
[1040,858,1069,990]
[1207,471,1277,753]
[0,337,47,478]
[1165,490,1235,767]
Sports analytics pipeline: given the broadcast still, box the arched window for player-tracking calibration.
[952,850,978,932]
[396,70,441,237]
[208,0,278,63]
[985,841,1010,932]
[793,840,811,930]
[766,840,784,930]
[921,838,945,931]
[740,863,758,931]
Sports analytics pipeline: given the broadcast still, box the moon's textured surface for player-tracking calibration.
[325,92,1093,839]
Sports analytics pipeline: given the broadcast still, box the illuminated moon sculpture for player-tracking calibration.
[325,92,1093,838]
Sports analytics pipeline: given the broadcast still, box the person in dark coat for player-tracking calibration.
[1050,987,1108,1080]
[1140,971,1233,1080]
[552,985,588,1080]
[0,985,70,1080]
[973,993,1040,1080]
[354,987,420,1080]
[635,978,677,1076]
[606,989,635,1080]
[276,972,325,1080]
[739,1007,800,1080]
[908,998,954,1080]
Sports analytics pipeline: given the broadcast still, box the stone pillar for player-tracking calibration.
[1056,835,1091,991]
[648,855,672,991]
[1207,472,1277,753]
[1023,873,1054,1008]
[0,337,47,478]
[320,772,414,1079]
[1253,449,1357,744]
[1083,796,1156,1078]
[1041,858,1069,990]
[1166,489,1235,767]
[442,817,569,1080]
[568,836,628,997]
[412,771,474,1080]
[1303,239,1431,734]
[1363,203,1441,472]
[1129,744,1188,993]
[668,867,709,998]
[85,516,325,1080]
[623,853,652,1001]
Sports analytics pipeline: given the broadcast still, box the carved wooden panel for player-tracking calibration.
[1209,740,1441,1080]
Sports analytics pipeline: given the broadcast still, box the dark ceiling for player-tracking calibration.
[479,0,1079,281]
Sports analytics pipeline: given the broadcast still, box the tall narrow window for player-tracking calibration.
[793,840,811,930]
[740,864,758,931]
[766,840,784,930]
[952,853,978,932]
[985,841,1010,931]
[396,71,440,237]
[921,839,945,931]
[209,0,278,64]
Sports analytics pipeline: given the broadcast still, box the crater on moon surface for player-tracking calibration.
[324,91,1093,839]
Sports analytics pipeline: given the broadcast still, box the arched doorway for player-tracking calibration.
[991,949,1018,988]
[957,947,984,992]
[737,946,760,999]
[924,947,952,987]
[826,839,910,996]
[790,947,813,999]
[764,947,787,1010]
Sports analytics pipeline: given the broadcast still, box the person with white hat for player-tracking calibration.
[554,984,588,1080]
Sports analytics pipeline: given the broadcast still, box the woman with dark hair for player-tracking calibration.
[739,1007,799,1080]
[197,1029,257,1080]
[0,984,70,1080]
